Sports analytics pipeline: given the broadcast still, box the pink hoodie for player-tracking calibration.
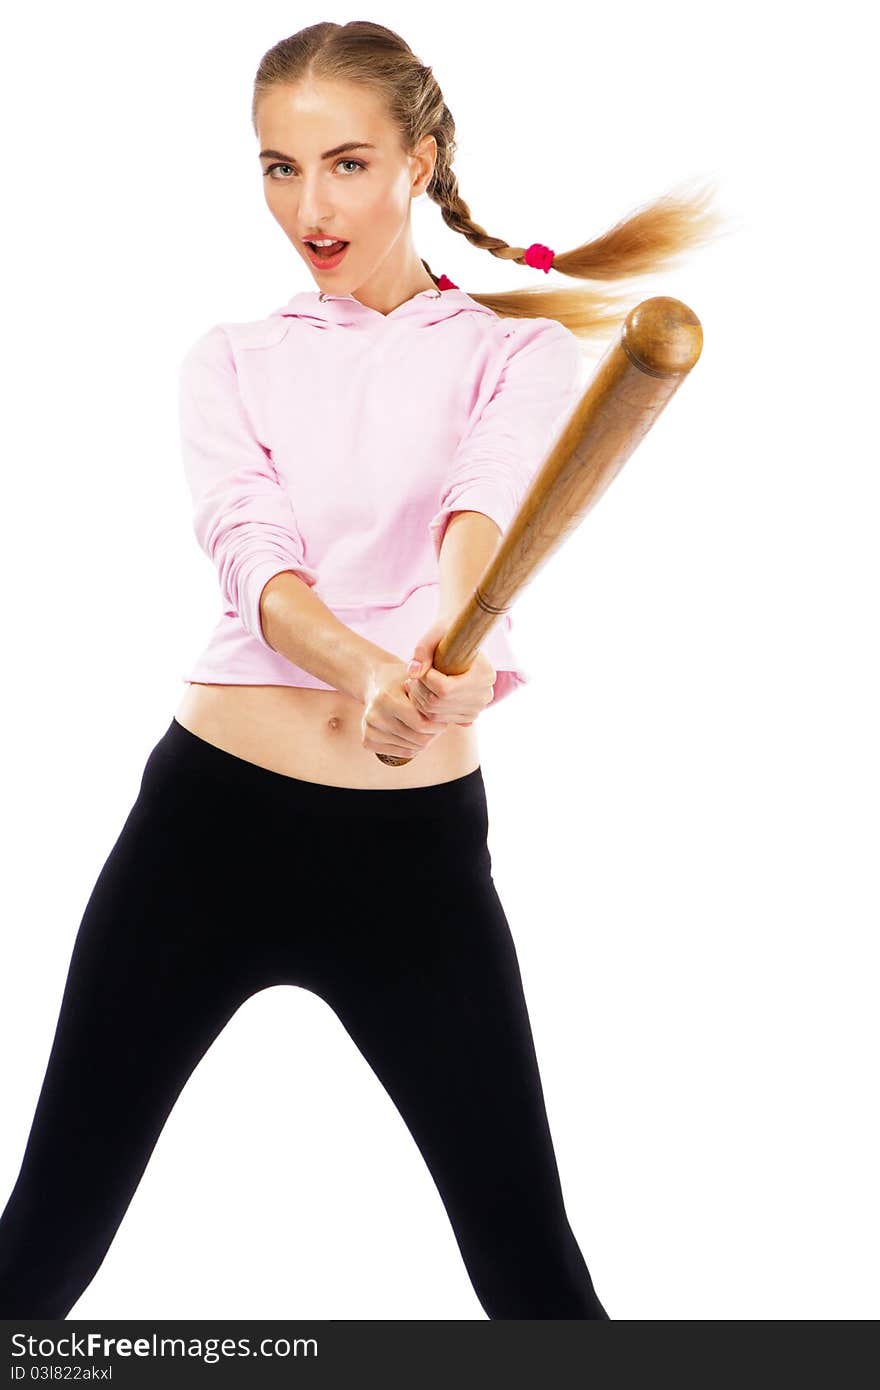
[179,285,585,705]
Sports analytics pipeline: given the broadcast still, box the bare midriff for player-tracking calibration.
[173,682,482,789]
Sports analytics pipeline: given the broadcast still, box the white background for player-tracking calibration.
[1,0,876,1321]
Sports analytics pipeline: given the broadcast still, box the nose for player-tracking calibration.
[296,174,335,229]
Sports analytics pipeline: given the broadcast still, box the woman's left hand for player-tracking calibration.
[404,617,496,727]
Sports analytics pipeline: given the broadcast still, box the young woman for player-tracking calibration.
[0,20,717,1319]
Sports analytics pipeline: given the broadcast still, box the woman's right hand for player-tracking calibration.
[360,657,445,761]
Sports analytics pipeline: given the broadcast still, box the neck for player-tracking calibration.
[342,257,437,316]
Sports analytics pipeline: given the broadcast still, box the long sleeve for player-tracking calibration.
[428,317,584,559]
[178,323,318,649]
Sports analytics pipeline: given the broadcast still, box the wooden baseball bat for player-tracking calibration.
[376,295,703,767]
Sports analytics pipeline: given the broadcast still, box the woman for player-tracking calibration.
[0,20,718,1319]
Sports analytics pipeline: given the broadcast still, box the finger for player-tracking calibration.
[378,737,422,758]
[406,680,432,713]
[367,726,424,757]
[409,687,479,724]
[371,738,421,759]
[413,679,489,719]
[390,709,438,748]
[404,676,429,706]
[416,666,455,698]
[401,687,440,726]
[420,668,493,710]
[409,677,452,714]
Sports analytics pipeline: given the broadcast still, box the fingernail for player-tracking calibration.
[408,661,421,676]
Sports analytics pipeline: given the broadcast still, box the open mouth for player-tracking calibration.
[305,240,350,268]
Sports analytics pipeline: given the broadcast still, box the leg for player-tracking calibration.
[0,736,259,1318]
[314,850,609,1319]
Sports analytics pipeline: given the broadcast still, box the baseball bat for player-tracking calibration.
[376,295,703,766]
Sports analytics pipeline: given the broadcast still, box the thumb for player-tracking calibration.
[409,618,447,678]
[408,634,435,678]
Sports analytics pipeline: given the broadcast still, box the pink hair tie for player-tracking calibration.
[436,273,458,290]
[523,242,555,273]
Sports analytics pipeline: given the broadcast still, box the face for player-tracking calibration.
[256,78,437,301]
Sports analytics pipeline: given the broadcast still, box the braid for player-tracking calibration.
[251,21,727,340]
[417,99,725,339]
[431,154,533,268]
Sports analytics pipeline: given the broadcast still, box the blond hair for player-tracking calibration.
[252,20,729,344]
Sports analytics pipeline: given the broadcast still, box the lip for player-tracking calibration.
[304,240,350,271]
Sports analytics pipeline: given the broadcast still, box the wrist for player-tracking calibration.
[356,648,405,707]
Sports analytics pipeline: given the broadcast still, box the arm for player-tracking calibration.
[403,509,501,725]
[181,324,399,704]
[423,318,583,659]
[262,507,501,707]
[407,321,584,724]
[427,317,584,564]
[259,571,397,705]
[436,509,502,623]
[180,326,402,705]
[180,323,321,652]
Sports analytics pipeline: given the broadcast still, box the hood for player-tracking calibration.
[270,285,497,330]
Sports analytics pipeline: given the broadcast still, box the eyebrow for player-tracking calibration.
[258,141,377,162]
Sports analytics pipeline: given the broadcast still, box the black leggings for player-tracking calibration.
[0,717,608,1320]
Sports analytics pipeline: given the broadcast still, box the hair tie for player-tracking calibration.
[436,273,458,290]
[523,242,555,273]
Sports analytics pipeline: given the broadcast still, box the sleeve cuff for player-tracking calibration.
[248,557,319,649]
[427,481,517,560]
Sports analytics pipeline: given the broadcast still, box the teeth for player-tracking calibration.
[309,239,341,246]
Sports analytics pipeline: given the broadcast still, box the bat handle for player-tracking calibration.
[373,601,485,767]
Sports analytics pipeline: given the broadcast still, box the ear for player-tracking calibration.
[412,133,438,195]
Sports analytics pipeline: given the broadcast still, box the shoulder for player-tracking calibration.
[180,314,290,374]
[499,313,580,352]
[491,314,584,389]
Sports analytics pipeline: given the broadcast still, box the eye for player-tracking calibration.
[263,159,367,180]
